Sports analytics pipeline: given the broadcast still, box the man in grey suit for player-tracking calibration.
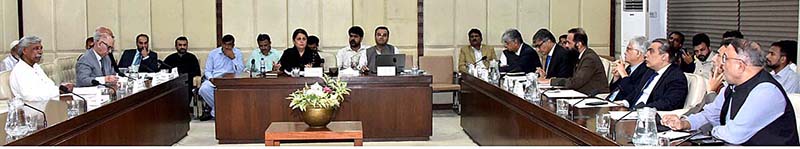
[76,29,119,87]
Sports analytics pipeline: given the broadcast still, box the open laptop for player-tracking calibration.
[376,54,406,73]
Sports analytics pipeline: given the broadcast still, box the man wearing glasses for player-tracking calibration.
[76,27,119,87]
[531,28,575,78]
[663,39,799,145]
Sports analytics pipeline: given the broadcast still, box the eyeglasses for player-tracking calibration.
[533,39,548,49]
[721,53,745,65]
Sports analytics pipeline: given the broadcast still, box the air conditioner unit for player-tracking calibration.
[620,0,648,60]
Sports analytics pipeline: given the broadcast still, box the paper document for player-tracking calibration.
[659,131,691,140]
[563,98,622,108]
[543,89,588,98]
[609,111,638,120]
[72,87,100,95]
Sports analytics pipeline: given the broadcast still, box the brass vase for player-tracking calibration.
[302,106,334,128]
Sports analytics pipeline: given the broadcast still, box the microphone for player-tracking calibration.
[23,103,47,128]
[612,102,646,140]
[91,80,116,92]
[60,85,87,102]
[157,60,173,70]
[250,59,256,77]
[674,131,703,145]
[472,56,488,66]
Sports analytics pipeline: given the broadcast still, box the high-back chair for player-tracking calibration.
[419,56,460,112]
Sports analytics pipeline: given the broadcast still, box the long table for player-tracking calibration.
[460,73,624,146]
[212,75,432,143]
[5,75,190,145]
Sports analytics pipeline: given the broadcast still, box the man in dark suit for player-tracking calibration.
[531,28,574,78]
[118,33,159,72]
[498,29,541,73]
[546,28,608,95]
[621,38,688,111]
[609,36,653,101]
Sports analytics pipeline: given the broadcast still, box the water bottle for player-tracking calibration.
[67,96,87,119]
[5,97,31,142]
[524,73,540,102]
[488,61,500,85]
[260,58,266,73]
[632,107,659,146]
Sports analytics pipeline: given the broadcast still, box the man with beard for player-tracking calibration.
[766,40,799,94]
[692,33,715,79]
[670,31,696,73]
[118,33,159,72]
[457,28,496,73]
[164,36,201,89]
[245,33,282,73]
[337,26,368,70]
[366,26,400,73]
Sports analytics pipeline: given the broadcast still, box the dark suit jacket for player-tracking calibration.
[551,48,609,95]
[545,45,576,78]
[499,43,542,73]
[610,63,653,101]
[623,64,688,111]
[117,49,159,72]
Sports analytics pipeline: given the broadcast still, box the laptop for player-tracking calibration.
[376,54,406,73]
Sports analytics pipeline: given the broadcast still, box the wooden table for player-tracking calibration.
[265,121,363,146]
[213,74,432,143]
[460,73,626,146]
[5,75,191,145]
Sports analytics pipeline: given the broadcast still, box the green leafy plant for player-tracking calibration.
[287,75,351,111]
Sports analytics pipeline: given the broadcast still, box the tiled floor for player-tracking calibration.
[174,110,477,146]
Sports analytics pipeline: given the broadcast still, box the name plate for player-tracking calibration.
[377,66,396,76]
[304,67,324,77]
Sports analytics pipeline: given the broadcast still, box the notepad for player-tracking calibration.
[563,98,622,108]
[543,89,588,98]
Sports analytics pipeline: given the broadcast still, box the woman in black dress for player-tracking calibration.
[279,28,322,71]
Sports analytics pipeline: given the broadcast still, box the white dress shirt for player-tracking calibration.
[9,61,59,111]
[636,64,670,105]
[770,67,800,94]
[472,46,485,68]
[336,45,368,69]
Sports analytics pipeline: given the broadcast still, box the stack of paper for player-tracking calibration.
[562,98,622,108]
[543,90,588,98]
[609,111,638,120]
[659,131,691,140]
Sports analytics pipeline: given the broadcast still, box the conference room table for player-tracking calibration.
[2,74,191,146]
[211,73,433,143]
[460,73,640,146]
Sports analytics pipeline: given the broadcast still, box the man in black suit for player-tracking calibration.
[498,29,541,73]
[118,33,159,72]
[531,28,574,78]
[621,38,688,111]
[609,36,654,101]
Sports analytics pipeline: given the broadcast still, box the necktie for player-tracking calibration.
[133,52,141,65]
[634,72,658,105]
[545,56,552,71]
[625,67,632,74]
[100,59,106,76]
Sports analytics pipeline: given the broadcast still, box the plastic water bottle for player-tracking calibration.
[488,61,500,85]
[260,58,266,73]
[632,107,659,146]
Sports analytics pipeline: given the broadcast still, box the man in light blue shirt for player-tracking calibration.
[662,39,799,145]
[766,40,799,94]
[246,33,282,73]
[199,34,244,119]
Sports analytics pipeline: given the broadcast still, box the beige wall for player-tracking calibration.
[0,0,19,54]
[21,0,216,62]
[424,0,612,59]
[223,0,419,68]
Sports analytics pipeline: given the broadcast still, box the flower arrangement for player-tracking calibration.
[287,75,351,111]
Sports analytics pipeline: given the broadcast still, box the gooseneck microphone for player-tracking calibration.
[611,102,646,140]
